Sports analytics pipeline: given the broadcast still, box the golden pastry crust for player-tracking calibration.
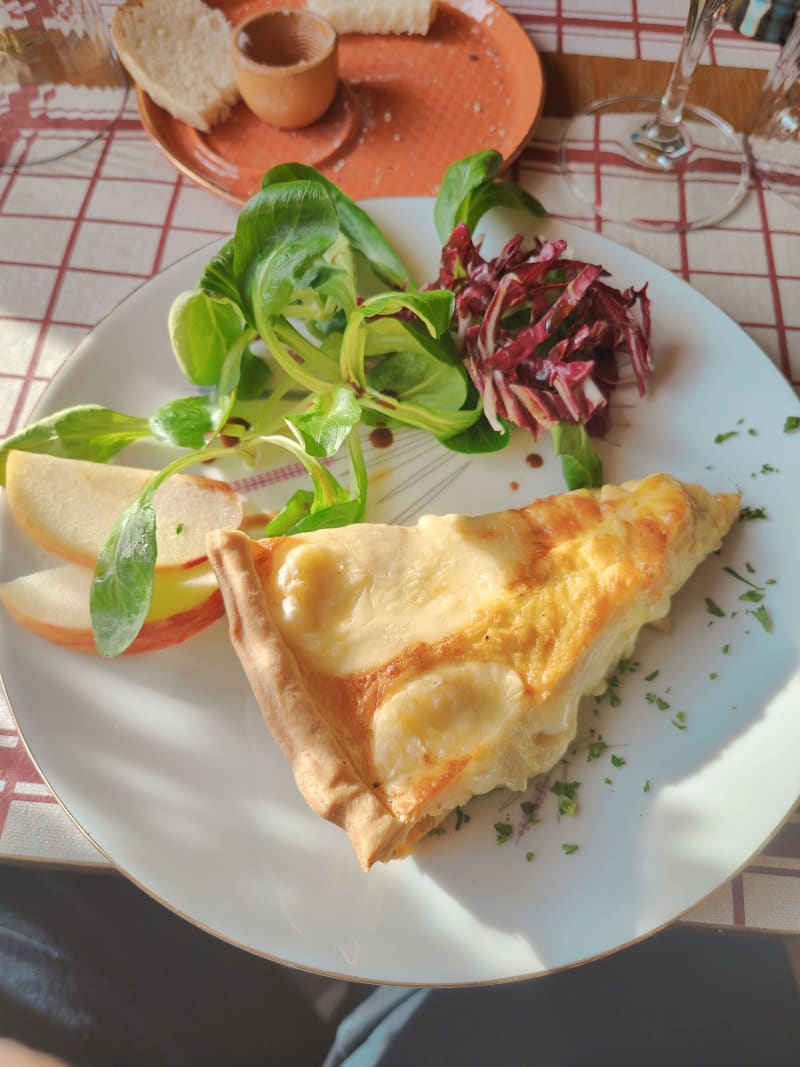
[204,529,409,867]
[207,474,740,870]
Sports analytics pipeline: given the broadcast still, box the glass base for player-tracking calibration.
[560,95,750,232]
[746,134,800,213]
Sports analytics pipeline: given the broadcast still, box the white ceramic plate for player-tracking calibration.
[2,200,799,986]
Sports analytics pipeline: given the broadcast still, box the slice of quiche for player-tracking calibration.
[206,473,739,870]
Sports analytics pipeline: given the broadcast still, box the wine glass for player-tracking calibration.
[745,12,800,211]
[559,0,750,232]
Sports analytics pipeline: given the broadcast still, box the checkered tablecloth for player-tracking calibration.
[1,1,798,933]
[507,0,786,65]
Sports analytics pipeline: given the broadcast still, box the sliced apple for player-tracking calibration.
[5,451,243,571]
[0,561,224,655]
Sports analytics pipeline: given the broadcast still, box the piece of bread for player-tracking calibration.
[207,474,740,870]
[110,0,240,131]
[305,0,437,35]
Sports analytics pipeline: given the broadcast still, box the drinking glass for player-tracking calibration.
[559,0,750,232]
[0,0,129,168]
[745,12,800,209]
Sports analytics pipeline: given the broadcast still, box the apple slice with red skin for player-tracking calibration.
[4,451,243,572]
[0,561,224,655]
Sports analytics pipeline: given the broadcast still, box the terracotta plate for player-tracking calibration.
[135,0,544,203]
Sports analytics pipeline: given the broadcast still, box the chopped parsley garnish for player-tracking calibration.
[618,658,640,675]
[672,711,687,731]
[455,806,470,830]
[494,822,513,844]
[604,777,613,785]
[587,739,609,762]
[645,691,670,710]
[714,431,739,444]
[428,826,446,837]
[705,597,725,617]
[747,605,772,632]
[739,589,765,603]
[611,754,627,768]
[760,463,777,474]
[595,679,622,707]
[722,643,731,654]
[644,780,651,793]
[551,780,581,817]
[175,522,185,534]
[644,669,659,682]
[724,566,762,590]
[562,843,579,855]
[784,415,800,433]
[739,505,767,521]
[526,851,535,862]
[709,672,718,680]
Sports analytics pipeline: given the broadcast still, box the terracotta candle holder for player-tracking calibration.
[231,8,339,130]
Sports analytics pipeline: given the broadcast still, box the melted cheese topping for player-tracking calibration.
[371,591,659,821]
[262,475,741,827]
[372,661,527,797]
[268,511,529,676]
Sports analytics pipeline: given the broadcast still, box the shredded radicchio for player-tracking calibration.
[429,223,653,440]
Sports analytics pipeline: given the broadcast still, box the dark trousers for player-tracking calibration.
[1,865,798,1067]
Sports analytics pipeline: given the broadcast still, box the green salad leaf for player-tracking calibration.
[433,148,545,244]
[169,289,247,387]
[262,163,411,289]
[550,423,603,490]
[285,386,361,458]
[0,405,151,481]
[90,493,158,658]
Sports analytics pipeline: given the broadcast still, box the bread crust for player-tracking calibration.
[305,0,438,35]
[110,0,239,131]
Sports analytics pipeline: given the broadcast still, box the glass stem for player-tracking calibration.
[633,0,731,161]
[660,0,730,127]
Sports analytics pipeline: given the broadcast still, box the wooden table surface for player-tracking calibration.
[542,53,765,130]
